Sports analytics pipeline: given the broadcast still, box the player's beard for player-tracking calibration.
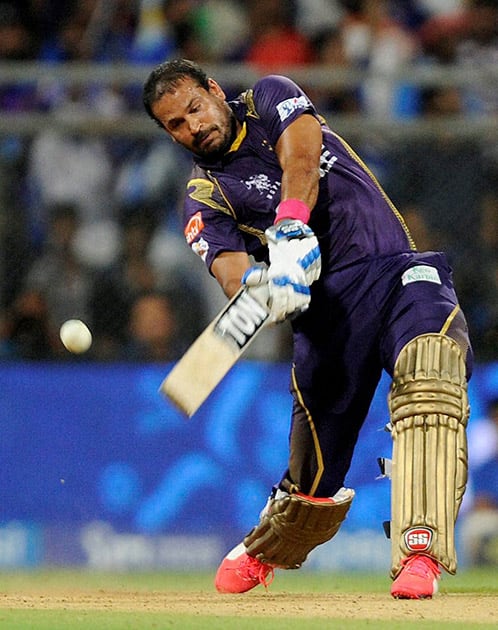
[192,109,237,160]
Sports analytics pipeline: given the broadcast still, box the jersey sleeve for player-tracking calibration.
[251,75,318,146]
[183,173,247,275]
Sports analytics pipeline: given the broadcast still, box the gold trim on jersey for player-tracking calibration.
[241,89,260,119]
[238,223,266,244]
[209,173,267,244]
[186,178,232,214]
[208,172,236,217]
[227,122,247,153]
[291,366,324,497]
[330,130,417,251]
[440,304,461,336]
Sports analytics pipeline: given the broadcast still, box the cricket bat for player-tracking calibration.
[160,284,270,417]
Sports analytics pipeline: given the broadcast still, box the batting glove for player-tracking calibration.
[264,219,321,323]
[243,263,305,324]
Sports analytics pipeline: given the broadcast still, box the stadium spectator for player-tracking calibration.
[295,0,344,42]
[0,0,497,364]
[384,84,497,360]
[188,0,250,63]
[21,203,95,334]
[38,6,93,62]
[311,27,362,114]
[455,0,498,116]
[160,0,210,62]
[472,452,498,512]
[89,212,159,360]
[90,208,208,360]
[0,288,58,359]
[0,127,31,310]
[113,136,191,224]
[0,2,36,61]
[460,411,498,566]
[239,0,316,71]
[416,0,466,18]
[129,0,176,65]
[417,8,469,65]
[478,182,498,360]
[124,290,182,361]
[337,0,419,118]
[468,398,498,470]
[26,87,115,236]
[0,3,38,111]
[31,0,136,63]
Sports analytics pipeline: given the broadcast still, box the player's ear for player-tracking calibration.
[207,78,226,100]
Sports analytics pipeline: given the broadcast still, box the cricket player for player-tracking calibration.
[143,59,473,599]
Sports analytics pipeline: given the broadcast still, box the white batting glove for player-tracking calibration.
[264,219,321,323]
[243,263,306,324]
[242,265,268,288]
[241,265,271,306]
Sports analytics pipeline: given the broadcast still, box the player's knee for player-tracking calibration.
[390,333,469,430]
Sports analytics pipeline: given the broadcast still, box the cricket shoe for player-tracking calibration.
[391,554,441,599]
[215,542,275,593]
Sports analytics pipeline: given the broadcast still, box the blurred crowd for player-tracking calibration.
[462,397,498,565]
[0,0,497,362]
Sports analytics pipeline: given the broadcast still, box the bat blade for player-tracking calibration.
[160,285,270,417]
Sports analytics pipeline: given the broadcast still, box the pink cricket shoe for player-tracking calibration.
[215,542,275,594]
[391,554,441,599]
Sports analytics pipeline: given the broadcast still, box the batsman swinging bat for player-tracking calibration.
[160,284,270,417]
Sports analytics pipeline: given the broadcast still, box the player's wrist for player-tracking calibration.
[274,199,311,225]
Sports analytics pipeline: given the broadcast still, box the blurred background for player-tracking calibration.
[0,0,497,573]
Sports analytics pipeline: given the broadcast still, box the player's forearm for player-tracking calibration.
[211,251,252,299]
[276,114,322,217]
[279,161,320,211]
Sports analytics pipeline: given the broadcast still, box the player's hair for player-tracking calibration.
[143,58,210,129]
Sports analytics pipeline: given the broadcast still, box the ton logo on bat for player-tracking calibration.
[215,291,269,349]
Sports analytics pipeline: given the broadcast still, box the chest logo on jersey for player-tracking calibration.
[276,95,310,121]
[185,211,204,244]
[241,174,281,200]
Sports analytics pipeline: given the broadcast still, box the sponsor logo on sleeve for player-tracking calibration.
[184,211,204,244]
[276,95,310,121]
[191,237,209,261]
[404,527,434,552]
[401,265,441,286]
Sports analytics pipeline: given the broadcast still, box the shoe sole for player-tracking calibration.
[392,592,434,600]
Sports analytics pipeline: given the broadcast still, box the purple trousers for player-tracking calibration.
[285,251,473,497]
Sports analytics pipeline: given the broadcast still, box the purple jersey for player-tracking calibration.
[175,72,472,502]
[183,75,416,275]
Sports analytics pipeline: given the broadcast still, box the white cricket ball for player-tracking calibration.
[60,319,93,354]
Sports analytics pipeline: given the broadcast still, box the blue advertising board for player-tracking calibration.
[0,360,496,570]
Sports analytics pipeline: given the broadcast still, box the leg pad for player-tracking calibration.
[389,333,469,577]
[244,489,354,569]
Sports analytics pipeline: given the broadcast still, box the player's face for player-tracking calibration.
[152,77,237,158]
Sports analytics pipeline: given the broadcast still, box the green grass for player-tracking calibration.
[2,567,494,594]
[0,568,496,629]
[0,610,494,630]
